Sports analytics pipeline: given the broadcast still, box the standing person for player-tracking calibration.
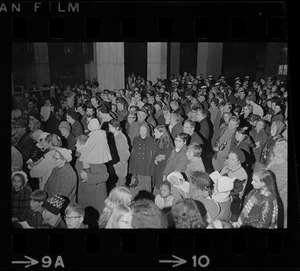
[66,111,83,137]
[40,97,52,123]
[150,125,174,194]
[128,108,148,144]
[12,119,34,168]
[266,139,287,228]
[249,118,268,163]
[128,123,155,198]
[208,98,220,126]
[183,119,203,146]
[43,147,77,202]
[81,103,96,135]
[233,170,279,228]
[75,135,109,217]
[44,105,64,138]
[168,113,184,142]
[58,121,76,166]
[108,119,130,187]
[162,133,189,181]
[212,116,240,172]
[256,120,285,170]
[185,143,206,179]
[239,104,253,132]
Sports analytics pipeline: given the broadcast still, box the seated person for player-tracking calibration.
[166,171,190,204]
[12,171,32,224]
[154,181,174,210]
[40,194,67,228]
[25,190,48,228]
[64,203,87,229]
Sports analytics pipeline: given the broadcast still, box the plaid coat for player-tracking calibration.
[12,185,32,220]
[44,163,77,202]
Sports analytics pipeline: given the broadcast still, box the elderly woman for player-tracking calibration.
[75,134,109,217]
[128,123,155,198]
[267,138,287,228]
[43,147,77,202]
[233,169,279,229]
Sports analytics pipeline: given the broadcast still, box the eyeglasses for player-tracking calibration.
[65,216,81,220]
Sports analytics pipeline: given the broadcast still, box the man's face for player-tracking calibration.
[137,112,146,122]
[27,101,34,109]
[148,96,155,105]
[86,108,94,118]
[65,211,84,229]
[228,120,238,131]
[30,199,42,211]
[183,122,194,135]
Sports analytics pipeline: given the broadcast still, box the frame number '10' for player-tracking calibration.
[192,255,210,268]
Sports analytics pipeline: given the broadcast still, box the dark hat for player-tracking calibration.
[66,110,79,120]
[42,194,65,215]
[162,105,171,111]
[14,119,28,128]
[231,147,245,164]
[28,111,41,122]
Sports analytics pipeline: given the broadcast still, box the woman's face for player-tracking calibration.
[154,129,163,139]
[139,126,148,138]
[12,175,24,191]
[175,137,185,149]
[270,123,277,137]
[251,174,265,190]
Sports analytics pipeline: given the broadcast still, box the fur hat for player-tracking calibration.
[54,147,72,162]
[88,118,100,132]
[11,171,28,185]
[42,194,65,215]
[58,121,71,131]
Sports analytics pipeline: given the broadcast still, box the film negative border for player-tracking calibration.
[2,1,299,270]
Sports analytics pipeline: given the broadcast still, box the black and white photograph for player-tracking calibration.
[11,41,289,229]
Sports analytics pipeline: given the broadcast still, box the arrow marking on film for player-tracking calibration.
[12,255,39,268]
[159,254,187,267]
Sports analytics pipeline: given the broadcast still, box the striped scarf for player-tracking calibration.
[236,190,278,229]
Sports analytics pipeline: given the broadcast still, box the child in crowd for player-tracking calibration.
[12,171,32,224]
[167,171,190,204]
[26,190,47,228]
[40,194,67,228]
[185,143,206,179]
[154,181,174,210]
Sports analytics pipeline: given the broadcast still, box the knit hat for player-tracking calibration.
[11,171,28,185]
[28,111,41,122]
[216,176,235,193]
[31,129,43,142]
[42,194,65,215]
[14,119,28,128]
[58,121,71,131]
[66,110,79,120]
[88,118,100,132]
[54,147,72,162]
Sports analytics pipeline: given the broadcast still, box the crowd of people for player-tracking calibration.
[11,72,288,229]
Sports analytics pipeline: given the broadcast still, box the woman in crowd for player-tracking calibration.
[105,204,133,229]
[128,123,154,198]
[171,198,207,229]
[98,186,132,228]
[151,125,174,195]
[266,138,287,228]
[233,169,279,229]
[162,133,189,181]
[249,118,269,163]
[12,171,32,224]
[75,134,109,217]
[256,120,285,170]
